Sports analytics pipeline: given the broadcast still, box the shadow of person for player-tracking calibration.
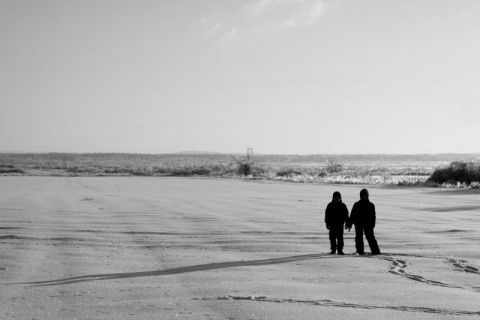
[15,253,338,287]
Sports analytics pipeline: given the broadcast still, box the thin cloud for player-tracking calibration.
[209,22,222,35]
[200,12,226,38]
[248,0,278,17]
[282,0,325,28]
[202,0,333,42]
[201,9,239,43]
[221,28,238,43]
[201,16,237,43]
[245,0,329,33]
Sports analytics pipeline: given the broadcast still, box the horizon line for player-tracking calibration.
[1,151,479,156]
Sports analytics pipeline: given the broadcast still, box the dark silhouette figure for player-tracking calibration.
[346,189,381,255]
[324,191,349,255]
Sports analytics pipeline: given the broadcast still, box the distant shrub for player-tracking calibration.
[470,181,480,189]
[188,167,212,176]
[427,161,480,186]
[207,164,228,175]
[317,170,329,177]
[130,170,153,176]
[103,168,124,174]
[276,168,303,177]
[234,164,250,175]
[65,166,102,174]
[326,163,343,173]
[152,166,215,177]
[65,166,80,173]
[249,166,269,177]
[0,167,24,174]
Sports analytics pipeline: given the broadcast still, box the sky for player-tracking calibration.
[1,0,479,155]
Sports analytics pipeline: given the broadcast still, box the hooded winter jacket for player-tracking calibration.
[348,199,376,228]
[325,201,349,227]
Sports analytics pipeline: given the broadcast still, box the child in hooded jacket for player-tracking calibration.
[324,191,349,255]
[346,188,381,255]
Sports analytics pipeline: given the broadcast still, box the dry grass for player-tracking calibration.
[1,152,478,187]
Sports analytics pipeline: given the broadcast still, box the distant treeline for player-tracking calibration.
[1,152,480,187]
[1,152,478,164]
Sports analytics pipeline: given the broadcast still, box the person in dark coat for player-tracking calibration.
[346,188,381,255]
[324,191,349,255]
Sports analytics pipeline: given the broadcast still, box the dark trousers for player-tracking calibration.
[354,225,380,254]
[329,226,344,252]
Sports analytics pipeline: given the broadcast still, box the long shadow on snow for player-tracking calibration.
[16,253,338,287]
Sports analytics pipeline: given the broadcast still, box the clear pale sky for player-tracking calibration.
[1,0,479,154]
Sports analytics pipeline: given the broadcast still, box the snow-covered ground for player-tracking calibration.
[1,177,479,319]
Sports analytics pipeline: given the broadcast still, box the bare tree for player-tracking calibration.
[326,156,343,173]
[229,147,254,175]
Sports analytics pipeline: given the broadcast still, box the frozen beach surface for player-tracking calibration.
[1,177,479,319]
